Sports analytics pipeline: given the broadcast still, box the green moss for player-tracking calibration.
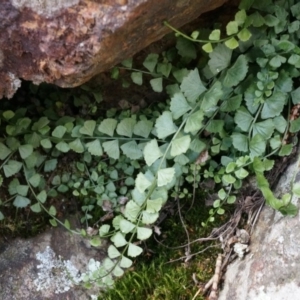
[100,197,224,300]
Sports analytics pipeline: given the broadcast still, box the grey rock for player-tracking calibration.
[219,150,300,300]
[0,217,108,300]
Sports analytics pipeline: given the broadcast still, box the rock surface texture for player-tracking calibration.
[0,217,108,300]
[0,0,228,99]
[219,149,300,300]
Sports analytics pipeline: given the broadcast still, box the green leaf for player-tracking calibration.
[170,92,192,120]
[99,224,110,237]
[40,138,52,149]
[57,184,68,193]
[226,21,239,35]
[227,195,236,204]
[13,195,30,208]
[69,138,84,153]
[208,43,232,75]
[3,110,15,120]
[184,109,204,133]
[64,219,71,230]
[121,58,132,68]
[142,211,159,224]
[157,168,175,187]
[143,139,162,166]
[220,95,242,112]
[135,172,152,193]
[85,139,103,156]
[30,202,41,213]
[44,159,57,172]
[147,198,163,213]
[275,71,293,93]
[117,118,136,138]
[209,29,220,41]
[249,11,265,27]
[128,243,143,257]
[222,174,236,184]
[270,135,281,149]
[123,199,142,221]
[108,245,121,259]
[143,53,159,72]
[217,208,225,215]
[171,135,191,156]
[206,120,224,133]
[155,111,177,139]
[8,178,19,195]
[237,28,252,41]
[293,183,300,197]
[225,37,239,49]
[150,77,163,93]
[279,203,298,216]
[49,219,57,227]
[191,30,199,40]
[133,119,153,138]
[269,55,286,68]
[0,142,12,160]
[79,120,96,136]
[103,140,120,159]
[234,107,253,131]
[0,211,4,221]
[157,62,172,77]
[226,162,236,173]
[235,9,247,25]
[111,232,127,247]
[180,69,206,103]
[290,118,300,133]
[201,81,223,112]
[6,137,20,151]
[120,256,133,268]
[223,55,248,87]
[288,54,300,65]
[131,72,143,85]
[49,205,57,216]
[98,118,118,137]
[277,40,295,52]
[253,119,275,139]
[16,185,29,196]
[272,116,287,134]
[213,199,221,208]
[176,37,196,59]
[32,116,50,131]
[29,173,41,187]
[3,160,22,177]
[137,227,152,240]
[279,144,293,156]
[121,141,143,160]
[291,87,300,104]
[250,134,266,157]
[234,168,249,179]
[202,43,213,53]
[264,14,279,27]
[89,237,102,248]
[37,190,47,203]
[261,92,286,119]
[56,141,70,153]
[52,125,67,138]
[189,138,206,153]
[119,219,135,234]
[231,133,249,152]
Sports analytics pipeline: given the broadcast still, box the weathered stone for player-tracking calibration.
[0,217,108,300]
[0,0,228,99]
[219,149,300,300]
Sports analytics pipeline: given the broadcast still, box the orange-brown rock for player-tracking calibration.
[0,0,228,99]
